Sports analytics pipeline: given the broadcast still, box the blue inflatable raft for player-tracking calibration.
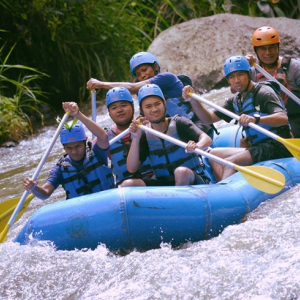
[15,125,300,252]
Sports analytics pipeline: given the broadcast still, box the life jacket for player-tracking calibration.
[145,116,205,182]
[232,81,290,145]
[165,97,195,120]
[58,143,114,199]
[166,74,218,138]
[255,57,300,116]
[107,125,153,184]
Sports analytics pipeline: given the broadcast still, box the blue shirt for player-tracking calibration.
[149,72,184,99]
[47,143,108,189]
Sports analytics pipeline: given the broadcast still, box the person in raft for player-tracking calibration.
[86,51,213,137]
[123,83,212,187]
[182,55,292,182]
[23,102,114,200]
[246,26,300,138]
[102,86,154,187]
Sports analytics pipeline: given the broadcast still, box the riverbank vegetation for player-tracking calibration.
[0,43,49,144]
[0,0,299,144]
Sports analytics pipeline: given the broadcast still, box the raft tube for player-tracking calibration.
[15,157,300,252]
[211,124,243,148]
[14,125,300,252]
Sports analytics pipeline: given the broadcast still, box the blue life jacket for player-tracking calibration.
[232,81,290,145]
[58,144,114,199]
[145,117,205,182]
[165,97,195,120]
[107,126,153,184]
[166,74,217,138]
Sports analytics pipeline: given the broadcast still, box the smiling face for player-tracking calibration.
[227,70,250,93]
[255,44,279,66]
[63,141,86,161]
[108,101,134,126]
[135,64,156,82]
[141,96,165,123]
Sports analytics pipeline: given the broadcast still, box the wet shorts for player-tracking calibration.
[248,139,292,164]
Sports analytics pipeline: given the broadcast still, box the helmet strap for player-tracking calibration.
[153,63,160,75]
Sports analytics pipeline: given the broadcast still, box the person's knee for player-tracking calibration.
[120,178,146,187]
[120,179,133,187]
[174,166,189,177]
[174,167,194,185]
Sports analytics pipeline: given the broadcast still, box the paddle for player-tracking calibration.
[0,194,34,233]
[188,92,300,161]
[91,89,97,139]
[137,124,285,194]
[254,63,300,106]
[0,112,70,243]
[0,126,130,242]
[109,128,130,144]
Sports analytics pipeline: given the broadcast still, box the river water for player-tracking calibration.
[1,88,300,300]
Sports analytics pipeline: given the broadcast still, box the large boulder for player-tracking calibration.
[148,13,300,93]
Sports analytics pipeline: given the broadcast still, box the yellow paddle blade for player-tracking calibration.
[277,138,300,161]
[0,194,35,232]
[234,165,285,194]
[0,224,9,243]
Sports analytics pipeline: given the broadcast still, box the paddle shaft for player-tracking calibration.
[0,113,69,242]
[109,128,130,145]
[91,89,97,139]
[189,93,300,157]
[254,63,300,106]
[190,93,286,141]
[138,124,282,187]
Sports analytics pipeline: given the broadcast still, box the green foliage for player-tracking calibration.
[130,0,226,39]
[0,0,299,145]
[0,96,30,143]
[0,43,49,144]
[223,0,299,18]
[1,0,298,108]
[0,0,150,107]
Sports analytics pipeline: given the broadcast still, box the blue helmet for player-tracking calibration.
[60,120,86,144]
[106,87,133,108]
[138,84,165,106]
[223,56,251,78]
[129,52,161,76]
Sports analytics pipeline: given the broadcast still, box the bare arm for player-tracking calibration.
[126,119,143,173]
[23,178,55,200]
[185,132,212,153]
[182,85,221,124]
[86,78,151,94]
[239,111,288,127]
[196,132,213,149]
[62,102,109,149]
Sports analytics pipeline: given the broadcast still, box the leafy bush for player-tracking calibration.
[0,43,49,144]
[0,0,298,144]
[1,0,298,108]
[0,0,150,107]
